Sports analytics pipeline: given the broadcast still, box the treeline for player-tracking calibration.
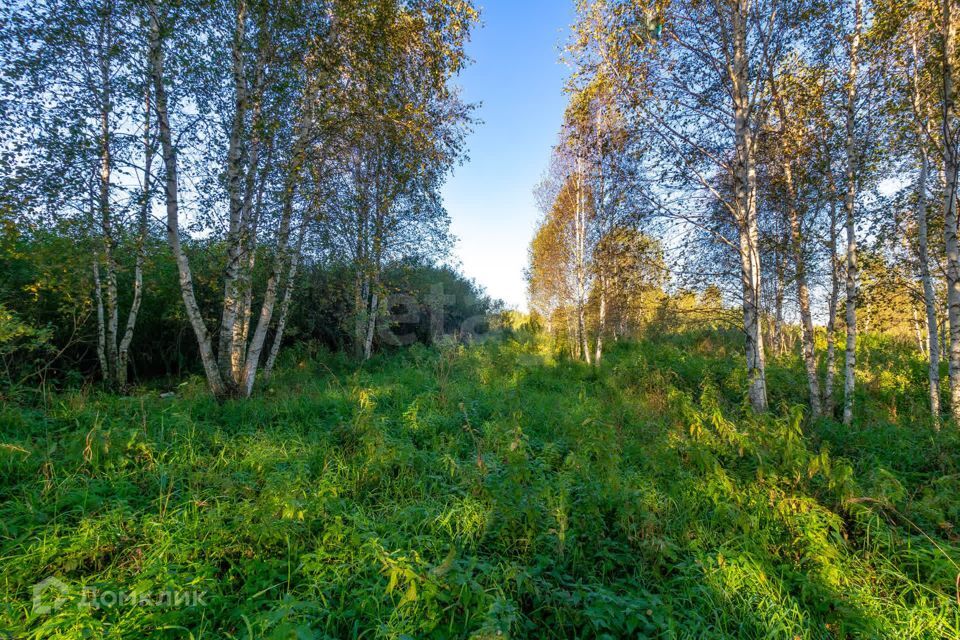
[0,0,495,398]
[529,0,960,426]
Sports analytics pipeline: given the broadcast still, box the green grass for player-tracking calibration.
[1,332,959,638]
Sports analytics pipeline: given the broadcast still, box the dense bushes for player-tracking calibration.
[290,258,502,354]
[0,222,500,391]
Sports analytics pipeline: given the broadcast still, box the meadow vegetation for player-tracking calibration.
[2,329,958,639]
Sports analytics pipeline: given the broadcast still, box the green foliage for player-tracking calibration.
[0,214,498,387]
[0,303,53,391]
[0,333,958,638]
[291,259,502,353]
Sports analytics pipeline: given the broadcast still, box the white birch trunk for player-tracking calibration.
[230,49,267,380]
[574,158,591,365]
[731,0,767,411]
[117,71,152,389]
[218,0,250,388]
[842,0,862,426]
[823,170,841,416]
[240,187,296,397]
[784,164,821,415]
[594,272,606,365]
[773,252,785,356]
[238,103,311,396]
[148,2,225,397]
[263,222,308,382]
[92,259,108,377]
[97,2,120,386]
[942,0,960,423]
[915,142,941,419]
[363,290,379,361]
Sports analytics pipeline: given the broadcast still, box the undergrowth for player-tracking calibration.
[1,332,959,638]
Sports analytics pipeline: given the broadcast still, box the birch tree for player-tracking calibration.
[325,0,475,360]
[841,0,864,426]
[760,63,830,416]
[937,0,960,423]
[564,75,639,364]
[572,0,816,411]
[147,0,475,393]
[533,130,597,363]
[0,0,151,389]
[146,0,332,396]
[529,175,581,356]
[873,0,945,419]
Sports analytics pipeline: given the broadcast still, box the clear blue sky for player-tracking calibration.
[441,0,574,311]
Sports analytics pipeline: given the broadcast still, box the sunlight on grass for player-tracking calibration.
[1,333,959,638]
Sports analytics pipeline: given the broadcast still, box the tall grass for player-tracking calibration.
[1,333,958,638]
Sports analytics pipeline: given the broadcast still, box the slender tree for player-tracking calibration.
[842,0,864,426]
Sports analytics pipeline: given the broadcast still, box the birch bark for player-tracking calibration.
[731,0,767,411]
[942,0,960,422]
[842,0,862,426]
[784,163,821,415]
[148,2,225,396]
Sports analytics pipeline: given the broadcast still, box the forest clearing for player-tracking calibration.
[5,0,960,637]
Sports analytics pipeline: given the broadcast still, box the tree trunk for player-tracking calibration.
[218,0,250,389]
[353,177,371,359]
[263,222,308,382]
[117,70,152,389]
[784,164,821,415]
[913,307,926,355]
[230,45,268,382]
[355,271,368,358]
[822,166,841,416]
[92,258,108,377]
[942,0,960,423]
[240,186,297,397]
[842,0,862,426]
[943,312,950,357]
[773,250,785,356]
[574,158,591,365]
[234,124,270,375]
[148,2,225,397]
[915,144,941,420]
[739,220,768,412]
[97,2,120,386]
[238,100,309,396]
[592,104,607,367]
[364,289,379,360]
[567,310,578,359]
[731,0,767,411]
[594,272,606,365]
